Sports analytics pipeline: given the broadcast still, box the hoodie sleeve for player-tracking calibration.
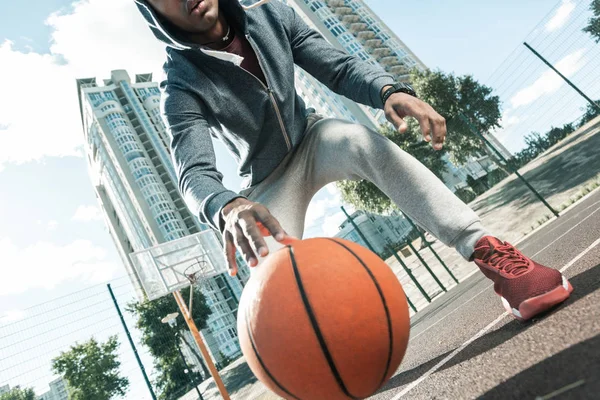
[161,83,244,231]
[274,2,395,110]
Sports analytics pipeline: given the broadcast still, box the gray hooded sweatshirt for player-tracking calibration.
[134,0,395,230]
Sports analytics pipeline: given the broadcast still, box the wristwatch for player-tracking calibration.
[381,82,417,105]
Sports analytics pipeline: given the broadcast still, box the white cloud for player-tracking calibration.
[325,183,339,196]
[305,199,328,228]
[0,237,119,296]
[492,110,521,141]
[72,205,103,222]
[510,49,586,108]
[46,0,165,79]
[304,184,344,235]
[323,211,347,237]
[545,0,576,32]
[0,309,27,324]
[0,0,165,171]
[47,220,59,231]
[0,41,84,170]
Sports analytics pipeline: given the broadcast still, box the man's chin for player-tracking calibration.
[188,9,218,32]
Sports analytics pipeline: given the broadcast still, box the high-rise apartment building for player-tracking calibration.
[37,377,68,400]
[76,70,248,363]
[293,0,426,81]
[289,0,427,124]
[289,0,511,192]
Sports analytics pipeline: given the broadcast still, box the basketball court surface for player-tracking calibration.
[369,188,600,399]
[191,188,600,400]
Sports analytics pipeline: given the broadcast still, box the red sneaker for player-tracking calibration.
[472,236,573,321]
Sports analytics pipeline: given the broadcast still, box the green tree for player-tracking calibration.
[583,0,600,43]
[409,69,502,165]
[338,68,502,214]
[0,387,36,400]
[51,336,129,400]
[126,287,212,400]
[578,100,600,128]
[454,187,478,204]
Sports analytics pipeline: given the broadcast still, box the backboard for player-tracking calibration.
[130,230,227,300]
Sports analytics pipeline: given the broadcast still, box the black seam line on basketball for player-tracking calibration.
[287,246,360,400]
[244,306,302,400]
[326,238,394,389]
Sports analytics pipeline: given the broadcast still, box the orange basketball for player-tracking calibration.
[237,238,410,400]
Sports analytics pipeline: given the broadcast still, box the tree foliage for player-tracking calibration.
[510,104,599,168]
[51,336,129,400]
[126,287,212,400]
[577,100,600,128]
[409,69,501,165]
[583,0,600,43]
[0,388,36,400]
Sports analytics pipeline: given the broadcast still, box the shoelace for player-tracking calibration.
[476,242,530,276]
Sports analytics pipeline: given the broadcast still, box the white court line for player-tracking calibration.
[410,281,490,342]
[516,198,600,248]
[528,202,600,259]
[393,313,509,399]
[391,236,600,399]
[409,201,600,342]
[560,237,600,273]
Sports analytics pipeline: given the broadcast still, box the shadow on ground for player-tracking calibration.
[409,274,487,328]
[379,262,600,394]
[471,123,600,216]
[204,360,258,395]
[480,334,600,399]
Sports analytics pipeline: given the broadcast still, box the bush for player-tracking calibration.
[454,187,478,203]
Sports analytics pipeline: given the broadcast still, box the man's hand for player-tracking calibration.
[382,89,447,150]
[221,198,294,276]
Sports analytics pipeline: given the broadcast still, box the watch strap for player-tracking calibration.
[382,83,417,105]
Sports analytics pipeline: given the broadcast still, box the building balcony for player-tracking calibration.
[334,6,353,15]
[348,22,368,33]
[371,47,391,57]
[379,56,399,66]
[388,64,410,75]
[341,14,360,24]
[356,30,375,40]
[326,0,345,6]
[364,38,383,48]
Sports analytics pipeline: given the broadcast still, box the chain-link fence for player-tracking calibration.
[2,2,600,400]
[0,273,217,400]
[443,0,600,242]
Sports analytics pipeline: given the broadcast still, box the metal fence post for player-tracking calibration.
[387,245,431,303]
[403,216,459,284]
[406,241,447,292]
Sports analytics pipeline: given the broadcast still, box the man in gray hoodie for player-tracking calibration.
[135,0,572,321]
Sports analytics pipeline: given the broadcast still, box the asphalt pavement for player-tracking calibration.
[370,188,600,399]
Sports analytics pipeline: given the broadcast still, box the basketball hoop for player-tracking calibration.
[182,258,209,314]
[129,230,226,300]
[129,230,231,400]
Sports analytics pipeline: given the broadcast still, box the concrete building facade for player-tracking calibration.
[37,377,68,400]
[76,70,248,364]
[335,210,413,255]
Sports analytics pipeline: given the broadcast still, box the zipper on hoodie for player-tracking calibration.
[244,34,292,151]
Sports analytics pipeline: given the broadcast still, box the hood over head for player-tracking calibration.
[134,0,271,50]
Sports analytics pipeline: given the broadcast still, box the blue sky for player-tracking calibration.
[0,0,596,396]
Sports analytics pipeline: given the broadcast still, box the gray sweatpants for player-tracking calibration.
[241,116,489,260]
